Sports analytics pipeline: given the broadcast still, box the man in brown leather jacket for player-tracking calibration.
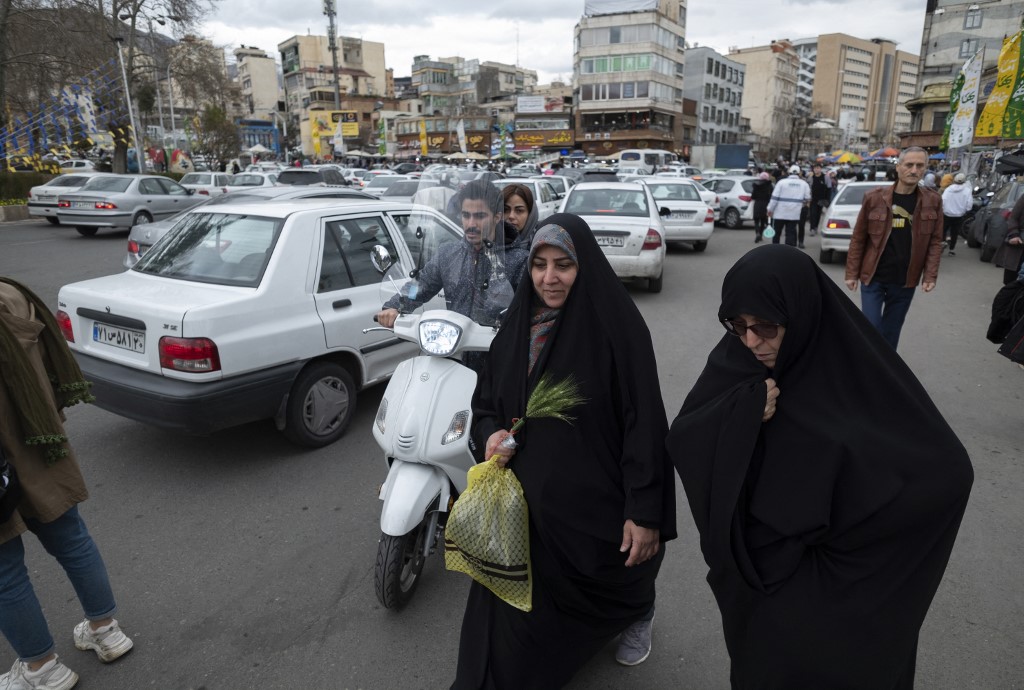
[845,147,945,349]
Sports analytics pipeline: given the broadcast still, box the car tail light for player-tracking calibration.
[95,201,117,209]
[739,195,752,202]
[127,239,140,255]
[826,219,850,229]
[159,336,221,373]
[58,200,70,208]
[55,310,74,342]
[705,208,715,222]
[198,189,210,195]
[642,229,662,250]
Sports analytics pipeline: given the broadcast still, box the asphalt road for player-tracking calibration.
[0,217,1020,689]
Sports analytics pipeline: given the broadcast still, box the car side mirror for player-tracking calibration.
[371,245,394,274]
[659,206,671,217]
[186,188,195,195]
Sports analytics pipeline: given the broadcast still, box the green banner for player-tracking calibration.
[1004,34,1024,138]
[940,70,964,151]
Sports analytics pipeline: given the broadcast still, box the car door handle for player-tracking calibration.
[332,299,352,309]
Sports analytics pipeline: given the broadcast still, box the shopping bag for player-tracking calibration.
[997,313,1024,364]
[444,460,532,611]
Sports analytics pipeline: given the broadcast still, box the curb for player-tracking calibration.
[0,205,30,222]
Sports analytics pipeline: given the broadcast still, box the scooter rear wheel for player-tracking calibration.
[375,520,429,609]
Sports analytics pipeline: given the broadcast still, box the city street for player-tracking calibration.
[0,216,1020,689]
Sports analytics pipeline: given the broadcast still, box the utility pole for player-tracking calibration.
[113,36,144,171]
[323,0,342,110]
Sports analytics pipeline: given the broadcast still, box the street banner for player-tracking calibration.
[419,120,428,155]
[378,117,386,156]
[977,32,1023,137]
[456,119,467,154]
[329,111,359,138]
[948,49,983,148]
[1003,36,1024,138]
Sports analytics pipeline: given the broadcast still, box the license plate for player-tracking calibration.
[670,211,696,219]
[72,201,94,209]
[595,235,625,247]
[38,195,56,202]
[93,323,145,353]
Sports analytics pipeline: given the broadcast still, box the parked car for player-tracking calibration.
[509,163,541,176]
[362,174,409,198]
[639,179,715,251]
[27,172,109,225]
[179,172,236,196]
[379,179,425,204]
[456,169,504,188]
[123,186,376,267]
[392,162,424,175]
[558,181,667,292]
[56,174,204,236]
[493,178,560,222]
[60,159,96,172]
[531,174,575,198]
[617,166,647,178]
[702,175,757,229]
[224,171,279,190]
[816,181,890,264]
[277,167,348,186]
[60,199,458,447]
[972,177,1024,262]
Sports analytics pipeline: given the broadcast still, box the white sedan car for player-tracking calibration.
[27,172,109,224]
[179,172,236,196]
[640,179,715,251]
[57,199,455,447]
[225,171,279,190]
[558,181,667,292]
[817,181,890,264]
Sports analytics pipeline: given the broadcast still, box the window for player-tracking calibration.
[959,39,979,58]
[931,110,948,132]
[964,8,982,29]
[319,216,399,292]
[610,26,621,44]
[707,57,714,74]
[705,83,712,98]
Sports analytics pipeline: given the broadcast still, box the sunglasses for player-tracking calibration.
[721,318,781,339]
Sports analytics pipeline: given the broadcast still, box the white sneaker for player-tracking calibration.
[0,657,78,690]
[73,620,133,663]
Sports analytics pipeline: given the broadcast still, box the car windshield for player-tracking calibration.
[564,188,650,216]
[382,180,421,196]
[181,174,211,184]
[366,177,401,189]
[132,213,283,287]
[835,184,889,205]
[646,183,702,201]
[50,175,92,187]
[277,170,319,185]
[457,170,482,181]
[231,174,267,186]
[82,176,132,192]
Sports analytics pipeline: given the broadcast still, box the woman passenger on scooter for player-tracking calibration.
[451,214,677,689]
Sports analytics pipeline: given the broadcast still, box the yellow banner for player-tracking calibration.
[310,112,329,157]
[329,111,359,138]
[977,33,1022,137]
[419,120,428,155]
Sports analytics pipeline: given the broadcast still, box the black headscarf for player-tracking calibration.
[667,244,973,688]
[454,213,676,689]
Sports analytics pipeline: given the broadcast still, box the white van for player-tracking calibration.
[618,149,678,175]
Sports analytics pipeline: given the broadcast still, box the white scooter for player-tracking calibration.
[364,224,514,609]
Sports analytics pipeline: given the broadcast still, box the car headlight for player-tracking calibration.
[419,319,462,356]
[442,410,470,445]
[375,397,388,434]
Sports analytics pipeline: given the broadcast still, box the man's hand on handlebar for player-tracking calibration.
[376,308,399,328]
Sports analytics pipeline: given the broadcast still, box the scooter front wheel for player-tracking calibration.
[375,520,429,609]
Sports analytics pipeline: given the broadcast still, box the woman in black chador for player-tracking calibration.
[451,214,677,689]
[668,244,973,689]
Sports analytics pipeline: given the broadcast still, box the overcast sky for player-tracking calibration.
[200,0,927,83]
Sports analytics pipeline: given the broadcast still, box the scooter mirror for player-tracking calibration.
[371,245,394,274]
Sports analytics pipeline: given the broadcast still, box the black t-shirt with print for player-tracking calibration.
[873,190,917,285]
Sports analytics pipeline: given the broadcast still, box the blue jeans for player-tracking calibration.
[860,281,917,349]
[771,219,799,246]
[0,506,116,661]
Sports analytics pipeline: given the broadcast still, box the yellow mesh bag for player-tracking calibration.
[444,460,532,612]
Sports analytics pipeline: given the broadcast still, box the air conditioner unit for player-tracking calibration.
[585,133,592,140]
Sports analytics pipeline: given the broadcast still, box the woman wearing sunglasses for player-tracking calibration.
[667,244,973,689]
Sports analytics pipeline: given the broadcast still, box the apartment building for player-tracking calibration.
[682,46,746,145]
[729,40,799,156]
[234,46,280,120]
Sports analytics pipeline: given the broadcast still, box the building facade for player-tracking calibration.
[682,46,746,145]
[729,40,799,157]
[234,45,280,121]
[411,55,538,118]
[573,0,687,157]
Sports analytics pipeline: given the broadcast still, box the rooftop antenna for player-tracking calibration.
[516,20,520,67]
[323,0,341,109]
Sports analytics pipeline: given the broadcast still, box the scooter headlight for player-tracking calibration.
[375,397,388,433]
[419,319,462,356]
[442,410,470,445]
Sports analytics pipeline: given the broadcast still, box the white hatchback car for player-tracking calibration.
[817,181,890,264]
[640,179,715,251]
[57,199,456,447]
[558,181,668,292]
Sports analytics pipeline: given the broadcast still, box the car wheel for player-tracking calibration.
[45,217,60,225]
[980,244,996,262]
[283,361,356,447]
[132,211,153,226]
[75,226,98,237]
[647,272,663,293]
[723,207,741,229]
[692,240,708,252]
[965,220,981,248]
[819,248,833,264]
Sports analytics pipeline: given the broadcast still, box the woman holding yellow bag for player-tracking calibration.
[450,214,677,689]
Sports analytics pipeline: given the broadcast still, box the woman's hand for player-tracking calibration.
[485,429,516,467]
[763,378,780,422]
[621,520,660,567]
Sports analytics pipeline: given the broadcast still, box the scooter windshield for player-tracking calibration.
[378,175,519,328]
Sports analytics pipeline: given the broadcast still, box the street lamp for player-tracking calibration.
[111,36,144,172]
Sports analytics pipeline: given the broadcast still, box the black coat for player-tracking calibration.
[667,245,973,689]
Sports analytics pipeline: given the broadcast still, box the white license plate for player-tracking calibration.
[670,211,696,219]
[595,235,625,247]
[72,201,94,209]
[92,323,145,353]
[38,195,56,202]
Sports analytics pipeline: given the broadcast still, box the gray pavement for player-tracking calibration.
[0,217,1020,689]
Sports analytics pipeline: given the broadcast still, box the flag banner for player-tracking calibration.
[456,119,467,154]
[949,50,983,148]
[419,119,428,155]
[940,69,965,151]
[1003,37,1024,138]
[978,32,1024,137]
